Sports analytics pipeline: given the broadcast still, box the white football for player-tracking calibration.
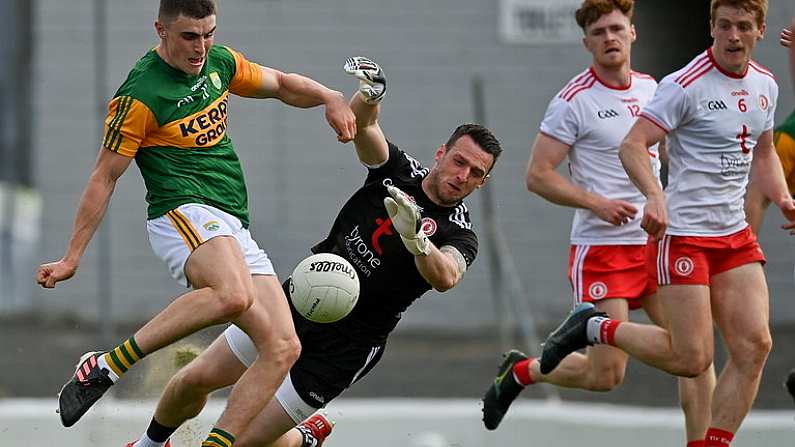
[289,253,360,323]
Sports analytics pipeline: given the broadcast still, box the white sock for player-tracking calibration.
[95,354,120,382]
[586,316,609,345]
[134,433,166,447]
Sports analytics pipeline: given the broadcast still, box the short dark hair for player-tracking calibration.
[159,0,216,24]
[445,123,503,173]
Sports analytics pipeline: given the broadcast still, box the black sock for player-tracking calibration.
[146,418,178,443]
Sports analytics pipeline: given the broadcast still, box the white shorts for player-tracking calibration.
[223,324,318,424]
[147,203,275,287]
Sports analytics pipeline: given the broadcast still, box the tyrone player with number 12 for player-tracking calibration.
[481,2,712,444]
[538,1,795,446]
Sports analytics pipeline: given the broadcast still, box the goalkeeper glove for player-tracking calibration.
[343,56,386,104]
[383,185,430,256]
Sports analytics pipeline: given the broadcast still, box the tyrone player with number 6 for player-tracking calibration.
[538,1,795,446]
[481,2,713,444]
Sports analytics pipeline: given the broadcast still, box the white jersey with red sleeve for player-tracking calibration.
[539,67,660,245]
[641,49,778,236]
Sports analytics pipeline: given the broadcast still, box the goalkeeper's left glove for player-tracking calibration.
[343,56,387,105]
[383,185,430,256]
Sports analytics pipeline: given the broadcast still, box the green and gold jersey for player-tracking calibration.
[103,45,264,226]
[774,110,795,196]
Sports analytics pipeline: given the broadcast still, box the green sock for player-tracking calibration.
[102,336,145,379]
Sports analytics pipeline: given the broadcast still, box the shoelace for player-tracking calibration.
[75,360,111,387]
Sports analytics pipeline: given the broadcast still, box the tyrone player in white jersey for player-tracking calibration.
[481,1,713,442]
[538,1,795,446]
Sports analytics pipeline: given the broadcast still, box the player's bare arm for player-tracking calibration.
[779,23,795,98]
[658,138,669,165]
[791,20,795,92]
[414,244,467,292]
[750,129,795,230]
[781,26,792,48]
[619,117,667,240]
[745,181,770,234]
[36,147,133,288]
[344,56,389,166]
[527,133,637,226]
[253,65,356,142]
[745,129,777,234]
[349,93,388,166]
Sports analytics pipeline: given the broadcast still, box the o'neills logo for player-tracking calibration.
[178,96,229,146]
[305,297,322,319]
[309,260,357,280]
[309,391,326,404]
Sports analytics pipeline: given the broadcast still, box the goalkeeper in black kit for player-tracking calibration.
[124,56,503,447]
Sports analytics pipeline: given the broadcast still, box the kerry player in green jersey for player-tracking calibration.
[35,1,356,446]
[123,56,501,447]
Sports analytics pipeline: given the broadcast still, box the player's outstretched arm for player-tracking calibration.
[256,66,356,143]
[619,118,667,240]
[413,244,467,292]
[749,130,795,232]
[383,185,462,291]
[36,147,132,288]
[527,133,637,226]
[344,56,388,166]
[790,21,795,104]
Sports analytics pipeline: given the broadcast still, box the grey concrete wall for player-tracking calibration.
[31,0,795,330]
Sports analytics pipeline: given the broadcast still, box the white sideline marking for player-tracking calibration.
[1,398,792,447]
[0,398,792,425]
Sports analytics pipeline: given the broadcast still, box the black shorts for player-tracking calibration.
[282,280,386,408]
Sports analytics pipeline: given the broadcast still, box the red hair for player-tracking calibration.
[575,0,634,30]
[710,0,768,28]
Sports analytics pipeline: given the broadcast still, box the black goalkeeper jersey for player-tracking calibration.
[310,141,478,345]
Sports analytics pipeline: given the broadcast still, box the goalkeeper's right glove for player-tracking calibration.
[383,185,430,256]
[343,56,387,104]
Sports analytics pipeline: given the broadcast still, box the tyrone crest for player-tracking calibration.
[759,94,769,111]
[674,257,695,277]
[589,281,608,299]
[420,217,437,237]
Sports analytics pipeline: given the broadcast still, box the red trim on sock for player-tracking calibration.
[705,428,734,446]
[601,319,622,345]
[687,441,706,447]
[512,358,534,385]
